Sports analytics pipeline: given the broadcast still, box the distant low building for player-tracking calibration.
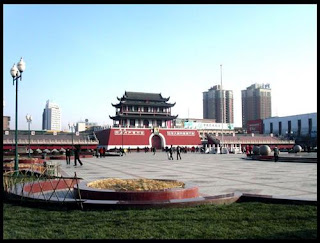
[173,118,234,141]
[76,122,86,132]
[76,119,99,132]
[173,118,216,128]
[3,130,99,152]
[263,112,317,137]
[3,116,10,130]
[247,119,263,134]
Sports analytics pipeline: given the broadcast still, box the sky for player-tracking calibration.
[3,4,317,131]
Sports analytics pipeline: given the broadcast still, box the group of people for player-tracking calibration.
[165,146,200,153]
[167,145,182,160]
[65,146,83,166]
[65,143,283,167]
[244,145,253,155]
[145,147,157,155]
[94,147,106,158]
[143,146,157,154]
[64,145,204,165]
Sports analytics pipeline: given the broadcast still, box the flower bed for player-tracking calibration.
[87,178,185,191]
[3,161,45,173]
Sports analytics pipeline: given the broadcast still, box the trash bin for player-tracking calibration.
[44,162,55,176]
[47,164,55,176]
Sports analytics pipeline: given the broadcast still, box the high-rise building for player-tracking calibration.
[241,83,271,129]
[203,85,234,123]
[42,100,61,131]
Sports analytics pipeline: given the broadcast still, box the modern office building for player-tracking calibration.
[42,100,61,131]
[241,83,272,128]
[203,85,234,123]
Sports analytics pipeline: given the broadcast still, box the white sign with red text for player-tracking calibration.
[167,131,195,136]
[114,130,145,135]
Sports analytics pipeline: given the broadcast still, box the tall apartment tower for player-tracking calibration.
[42,100,61,131]
[203,85,234,123]
[241,83,272,128]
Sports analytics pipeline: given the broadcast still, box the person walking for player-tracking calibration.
[153,147,156,155]
[274,146,279,162]
[95,147,99,158]
[66,148,71,165]
[74,146,83,166]
[176,146,182,160]
[120,147,126,156]
[169,145,174,160]
[99,147,103,158]
[102,147,106,158]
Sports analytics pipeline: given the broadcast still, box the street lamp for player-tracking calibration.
[10,57,26,174]
[68,123,75,152]
[220,64,224,154]
[120,128,126,150]
[286,131,293,140]
[26,114,32,158]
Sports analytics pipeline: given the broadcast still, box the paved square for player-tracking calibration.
[54,152,317,200]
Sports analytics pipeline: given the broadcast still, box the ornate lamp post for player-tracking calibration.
[220,64,224,154]
[10,57,26,174]
[120,128,126,150]
[26,114,32,158]
[68,122,75,152]
[286,131,293,140]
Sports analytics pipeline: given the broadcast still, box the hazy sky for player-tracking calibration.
[3,4,317,131]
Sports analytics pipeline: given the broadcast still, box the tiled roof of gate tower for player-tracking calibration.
[118,91,170,102]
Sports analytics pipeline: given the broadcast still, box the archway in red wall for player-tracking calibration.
[151,135,162,149]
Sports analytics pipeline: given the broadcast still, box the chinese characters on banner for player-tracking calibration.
[167,131,195,136]
[114,130,145,135]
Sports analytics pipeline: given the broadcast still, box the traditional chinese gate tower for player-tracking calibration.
[110,91,178,128]
[95,91,201,150]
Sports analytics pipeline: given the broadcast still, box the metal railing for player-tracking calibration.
[3,138,98,145]
[3,169,84,209]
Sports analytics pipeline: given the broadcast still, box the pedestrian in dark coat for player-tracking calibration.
[102,147,106,158]
[74,146,83,166]
[177,146,182,160]
[169,145,173,160]
[66,148,71,165]
[95,148,99,158]
[274,147,279,162]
